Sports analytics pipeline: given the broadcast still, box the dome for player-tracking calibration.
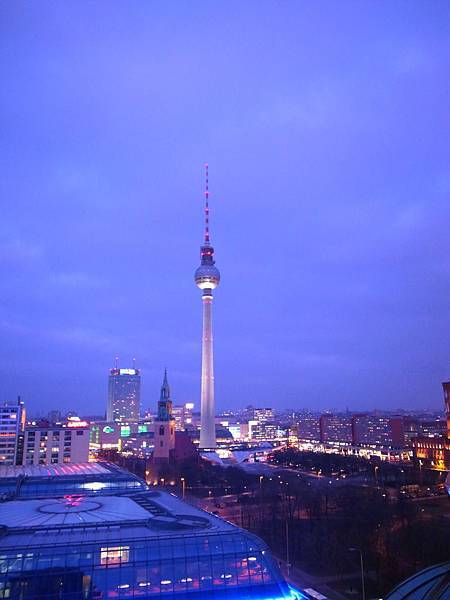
[195,264,220,290]
[385,562,450,599]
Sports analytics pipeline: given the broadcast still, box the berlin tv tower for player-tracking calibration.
[194,164,220,450]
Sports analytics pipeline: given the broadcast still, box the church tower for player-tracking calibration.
[153,370,175,462]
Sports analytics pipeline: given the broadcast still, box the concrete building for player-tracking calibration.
[352,414,405,447]
[320,414,353,444]
[296,414,321,442]
[107,366,141,422]
[0,399,25,465]
[23,422,89,466]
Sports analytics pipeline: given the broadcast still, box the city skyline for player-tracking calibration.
[1,2,449,414]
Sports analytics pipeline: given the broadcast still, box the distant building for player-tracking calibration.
[419,419,447,438]
[352,414,405,447]
[47,410,62,424]
[253,407,275,423]
[296,414,321,442]
[251,422,279,441]
[107,366,141,422]
[172,403,195,431]
[0,399,25,465]
[320,414,353,444]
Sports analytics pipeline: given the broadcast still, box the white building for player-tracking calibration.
[23,422,89,465]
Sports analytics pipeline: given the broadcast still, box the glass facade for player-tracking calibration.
[0,462,146,499]
[0,531,299,599]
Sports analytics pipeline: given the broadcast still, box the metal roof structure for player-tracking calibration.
[0,461,110,478]
[0,461,303,599]
[386,562,450,599]
[0,461,146,499]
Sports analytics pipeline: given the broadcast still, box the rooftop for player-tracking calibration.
[0,463,301,599]
[0,461,146,499]
[0,490,236,547]
[0,461,110,479]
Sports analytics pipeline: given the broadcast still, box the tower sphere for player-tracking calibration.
[194,263,220,290]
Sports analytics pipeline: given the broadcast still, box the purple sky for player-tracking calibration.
[1,2,449,416]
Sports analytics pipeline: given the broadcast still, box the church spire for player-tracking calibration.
[157,369,172,421]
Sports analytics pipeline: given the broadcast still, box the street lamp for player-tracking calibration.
[374,465,379,487]
[259,475,263,493]
[285,520,291,577]
[349,547,365,600]
[181,477,185,500]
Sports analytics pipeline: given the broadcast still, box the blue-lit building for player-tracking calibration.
[0,462,302,599]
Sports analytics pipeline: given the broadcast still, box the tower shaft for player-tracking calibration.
[199,293,216,449]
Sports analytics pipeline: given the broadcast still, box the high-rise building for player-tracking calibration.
[194,165,220,450]
[153,370,175,462]
[0,399,25,465]
[107,366,141,422]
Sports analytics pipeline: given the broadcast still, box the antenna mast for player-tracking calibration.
[204,163,210,245]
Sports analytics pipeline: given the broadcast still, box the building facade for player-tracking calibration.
[296,414,321,442]
[0,399,25,465]
[107,367,141,422]
[319,414,353,444]
[23,423,89,466]
[352,414,405,447]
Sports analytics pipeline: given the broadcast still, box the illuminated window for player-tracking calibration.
[103,426,114,434]
[100,546,130,566]
[121,426,131,437]
[138,425,148,433]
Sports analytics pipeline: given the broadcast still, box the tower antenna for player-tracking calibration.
[204,163,210,245]
[115,356,119,369]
